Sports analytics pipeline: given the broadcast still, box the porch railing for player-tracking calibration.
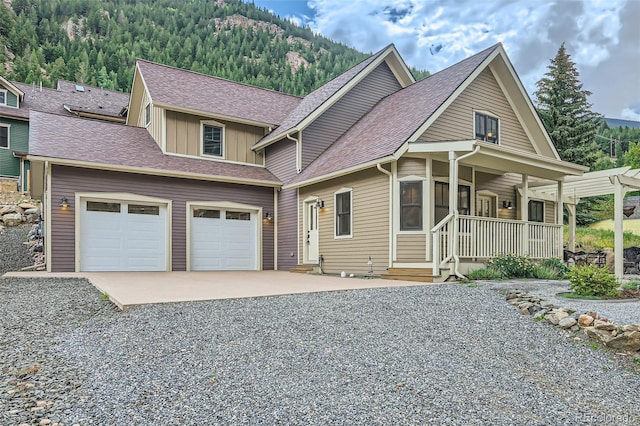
[432,215,563,276]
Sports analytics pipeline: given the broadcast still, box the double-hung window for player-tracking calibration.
[475,112,498,144]
[0,125,9,149]
[202,123,223,157]
[400,181,422,230]
[529,200,544,223]
[434,182,471,224]
[335,189,352,237]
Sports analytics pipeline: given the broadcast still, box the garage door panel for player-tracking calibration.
[80,200,167,272]
[190,209,257,271]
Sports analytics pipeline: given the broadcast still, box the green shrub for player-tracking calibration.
[621,280,640,291]
[488,254,535,279]
[468,267,503,280]
[532,265,563,280]
[568,264,620,297]
[538,258,570,278]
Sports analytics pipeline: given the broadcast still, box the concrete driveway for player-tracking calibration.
[3,270,425,309]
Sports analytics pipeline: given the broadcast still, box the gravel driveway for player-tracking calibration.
[2,276,639,425]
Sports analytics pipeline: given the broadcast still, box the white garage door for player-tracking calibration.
[190,208,257,270]
[80,200,168,271]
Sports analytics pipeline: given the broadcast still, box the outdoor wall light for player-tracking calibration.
[502,200,513,209]
[59,196,69,208]
[315,199,324,208]
[264,212,272,220]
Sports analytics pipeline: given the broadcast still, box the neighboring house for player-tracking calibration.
[28,43,587,280]
[0,77,128,193]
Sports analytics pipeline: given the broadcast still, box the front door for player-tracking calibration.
[477,195,495,217]
[305,201,319,263]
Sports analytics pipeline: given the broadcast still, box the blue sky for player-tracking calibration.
[249,0,640,121]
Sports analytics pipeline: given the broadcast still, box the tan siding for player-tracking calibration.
[545,201,556,224]
[164,111,264,165]
[432,160,472,181]
[128,70,145,128]
[475,171,519,220]
[299,168,389,275]
[398,158,425,177]
[419,69,536,154]
[396,234,426,262]
[150,106,163,146]
[50,165,275,272]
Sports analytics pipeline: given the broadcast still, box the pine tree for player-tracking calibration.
[535,43,601,168]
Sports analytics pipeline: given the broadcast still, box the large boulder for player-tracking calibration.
[1,213,23,226]
[606,331,640,352]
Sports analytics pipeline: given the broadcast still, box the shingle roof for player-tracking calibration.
[136,59,301,126]
[287,44,500,186]
[255,45,390,147]
[28,111,280,185]
[0,81,129,121]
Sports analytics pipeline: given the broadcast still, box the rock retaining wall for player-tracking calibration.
[0,200,41,228]
[506,289,640,354]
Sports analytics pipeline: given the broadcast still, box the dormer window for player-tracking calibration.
[475,112,498,144]
[202,122,224,157]
[0,90,6,106]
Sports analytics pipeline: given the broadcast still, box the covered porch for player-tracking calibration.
[400,139,586,279]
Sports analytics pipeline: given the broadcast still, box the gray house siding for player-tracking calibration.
[265,138,298,270]
[301,62,402,169]
[49,165,275,272]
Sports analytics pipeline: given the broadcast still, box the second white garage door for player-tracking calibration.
[190,207,258,271]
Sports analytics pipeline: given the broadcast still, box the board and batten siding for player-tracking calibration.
[165,110,263,165]
[49,165,274,272]
[301,62,402,169]
[298,168,389,275]
[0,118,28,178]
[419,68,536,154]
[265,139,298,270]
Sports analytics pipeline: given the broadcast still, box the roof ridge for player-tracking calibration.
[136,58,302,100]
[420,43,500,82]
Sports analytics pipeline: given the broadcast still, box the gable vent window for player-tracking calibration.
[202,124,223,157]
[145,103,151,126]
[475,112,498,144]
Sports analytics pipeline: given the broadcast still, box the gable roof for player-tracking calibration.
[136,59,301,126]
[27,111,280,187]
[0,81,129,122]
[0,75,25,101]
[286,44,500,187]
[253,44,415,150]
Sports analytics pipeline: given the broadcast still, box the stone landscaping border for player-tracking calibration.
[506,289,640,356]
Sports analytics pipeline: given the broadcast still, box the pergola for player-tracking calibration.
[531,167,640,278]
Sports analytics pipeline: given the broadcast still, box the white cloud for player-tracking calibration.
[621,108,640,121]
[304,0,637,119]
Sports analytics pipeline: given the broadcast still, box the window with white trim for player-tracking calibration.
[335,189,352,237]
[400,181,422,230]
[529,200,544,223]
[145,103,151,126]
[0,124,9,149]
[202,122,223,157]
[0,90,6,106]
[475,112,498,144]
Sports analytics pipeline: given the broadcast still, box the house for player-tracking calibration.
[0,77,129,193]
[28,43,587,280]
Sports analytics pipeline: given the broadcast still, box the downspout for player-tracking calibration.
[376,163,393,269]
[451,146,480,279]
[286,133,301,173]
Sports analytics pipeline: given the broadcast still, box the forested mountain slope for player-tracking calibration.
[0,0,429,96]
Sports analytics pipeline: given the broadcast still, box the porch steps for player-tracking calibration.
[380,268,436,283]
[289,264,317,274]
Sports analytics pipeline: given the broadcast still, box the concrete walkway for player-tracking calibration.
[3,270,425,309]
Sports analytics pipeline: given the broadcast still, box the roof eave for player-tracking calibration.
[283,156,396,189]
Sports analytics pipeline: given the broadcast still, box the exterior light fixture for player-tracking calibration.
[264,212,272,220]
[59,196,69,208]
[315,199,324,208]
[502,200,513,209]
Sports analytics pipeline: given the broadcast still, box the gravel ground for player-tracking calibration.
[0,225,33,276]
[1,278,639,425]
[479,280,640,326]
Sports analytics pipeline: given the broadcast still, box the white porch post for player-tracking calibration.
[613,177,625,278]
[556,181,564,258]
[522,175,529,255]
[448,151,458,213]
[567,203,576,252]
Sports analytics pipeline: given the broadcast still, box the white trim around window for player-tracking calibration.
[0,123,10,149]
[200,119,225,158]
[334,187,352,239]
[144,103,151,127]
[473,110,500,144]
[0,89,7,106]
